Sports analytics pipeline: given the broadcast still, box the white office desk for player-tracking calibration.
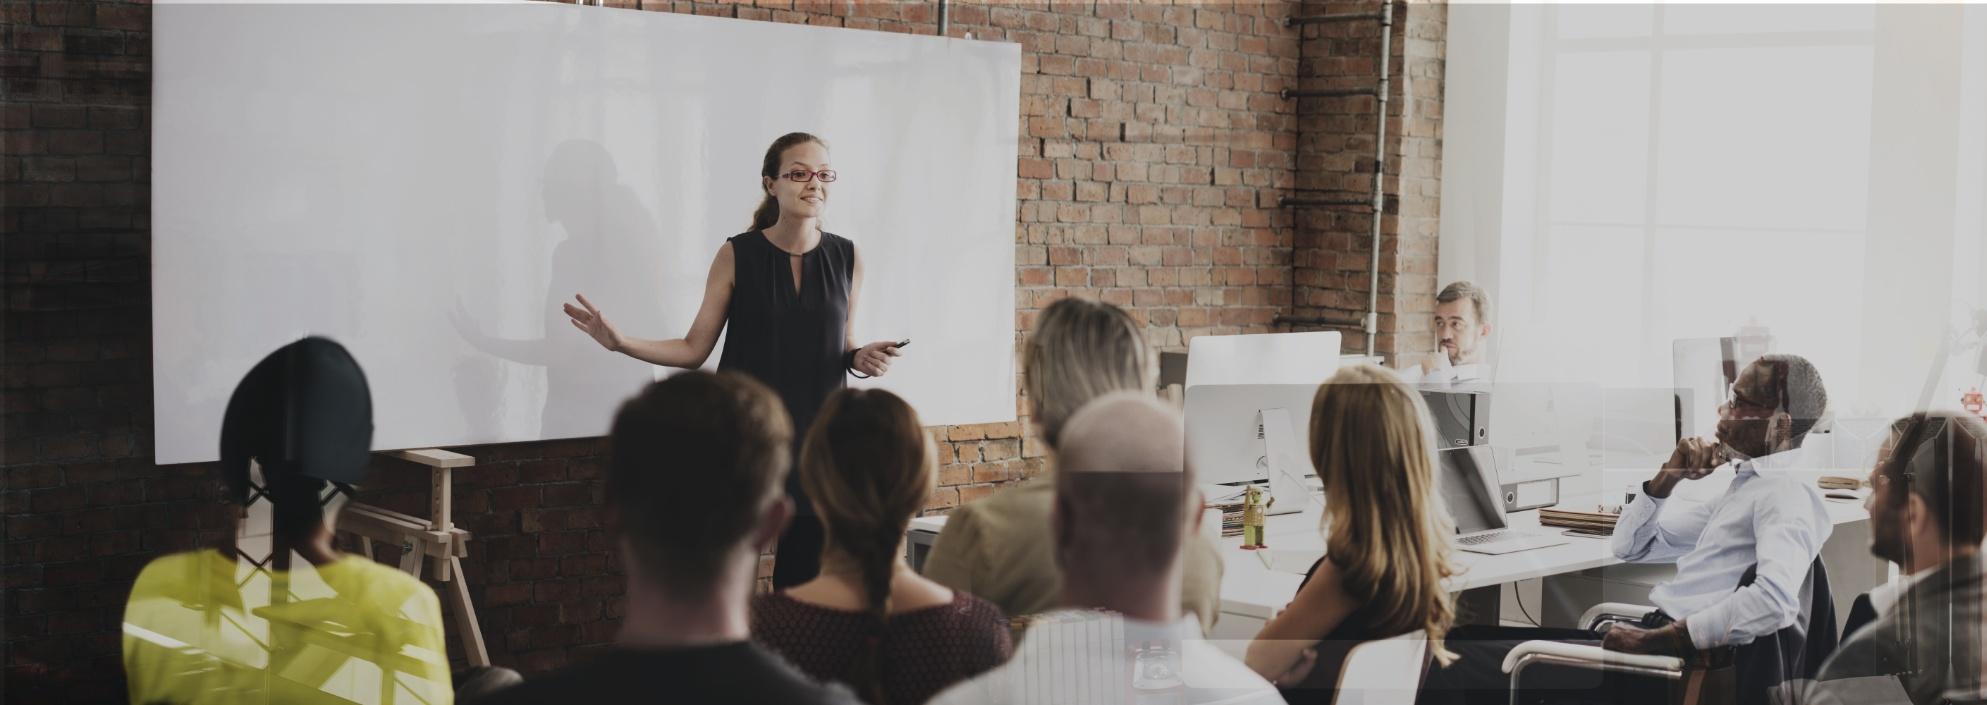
[907,487,1882,651]
[910,501,1732,619]
[1207,503,1625,623]
[1207,490,1879,641]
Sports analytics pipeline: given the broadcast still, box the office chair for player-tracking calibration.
[1501,559,1837,705]
[1334,632,1432,705]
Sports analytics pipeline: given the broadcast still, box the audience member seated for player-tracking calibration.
[122,337,454,705]
[1425,354,1836,705]
[1805,412,1985,705]
[1606,354,1833,654]
[1398,281,1494,385]
[926,393,1281,705]
[751,388,1012,705]
[921,296,1224,632]
[1246,364,1459,704]
[476,372,860,705]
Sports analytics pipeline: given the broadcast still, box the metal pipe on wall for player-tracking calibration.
[1284,12,1384,26]
[1280,1,1395,359]
[1281,87,1378,99]
[937,0,949,37]
[1273,315,1367,328]
[1279,196,1371,208]
[1360,0,1394,358]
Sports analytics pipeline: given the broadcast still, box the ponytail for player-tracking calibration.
[797,388,933,705]
[749,194,782,233]
[750,132,827,232]
[845,524,898,705]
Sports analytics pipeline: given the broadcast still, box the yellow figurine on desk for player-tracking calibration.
[1240,484,1272,550]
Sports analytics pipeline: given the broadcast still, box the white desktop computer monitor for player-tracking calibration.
[1182,331,1343,491]
[1185,331,1342,387]
[1673,337,1741,440]
[1595,387,1685,497]
[1487,382,1601,484]
[1598,388,1682,456]
[1184,384,1324,487]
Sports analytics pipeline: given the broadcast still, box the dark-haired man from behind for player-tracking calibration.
[474,372,859,705]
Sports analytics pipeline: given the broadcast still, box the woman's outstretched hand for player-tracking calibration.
[852,340,904,377]
[564,294,625,353]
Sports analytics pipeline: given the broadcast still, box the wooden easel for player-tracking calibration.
[339,448,490,667]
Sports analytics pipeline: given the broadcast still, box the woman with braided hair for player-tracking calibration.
[750,389,1010,705]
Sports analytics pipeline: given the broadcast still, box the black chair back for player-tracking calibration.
[1839,592,1878,641]
[1730,558,1837,705]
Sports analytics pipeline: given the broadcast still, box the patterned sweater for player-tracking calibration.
[752,590,1013,705]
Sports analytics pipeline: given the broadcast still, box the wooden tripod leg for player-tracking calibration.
[399,539,425,576]
[445,555,490,667]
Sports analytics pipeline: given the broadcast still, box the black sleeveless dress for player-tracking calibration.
[718,230,853,587]
[1282,557,1395,705]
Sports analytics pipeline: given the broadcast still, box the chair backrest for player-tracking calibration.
[1728,557,1838,705]
[1332,632,1429,705]
[1840,592,1878,642]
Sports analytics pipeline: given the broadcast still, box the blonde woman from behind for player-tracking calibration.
[1245,364,1459,705]
[920,296,1226,633]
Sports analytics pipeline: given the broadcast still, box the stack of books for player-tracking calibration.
[1817,475,1871,501]
[1539,506,1622,536]
[1212,500,1245,538]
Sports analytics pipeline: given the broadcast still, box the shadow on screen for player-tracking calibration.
[450,139,664,440]
[450,355,508,442]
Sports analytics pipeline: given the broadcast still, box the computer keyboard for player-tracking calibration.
[1455,530,1571,555]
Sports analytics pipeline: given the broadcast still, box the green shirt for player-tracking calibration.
[921,479,1226,633]
[123,549,453,705]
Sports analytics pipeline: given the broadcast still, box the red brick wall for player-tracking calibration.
[2,1,1437,699]
[4,2,159,702]
[1288,0,1444,361]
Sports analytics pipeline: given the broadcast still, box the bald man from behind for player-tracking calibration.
[927,393,1281,705]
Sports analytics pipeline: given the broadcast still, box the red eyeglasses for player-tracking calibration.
[780,169,838,183]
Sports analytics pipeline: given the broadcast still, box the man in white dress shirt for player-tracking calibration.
[926,393,1281,705]
[1424,355,1834,705]
[1603,354,1833,655]
[1401,281,1494,385]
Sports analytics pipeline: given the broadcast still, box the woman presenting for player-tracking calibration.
[564,132,904,587]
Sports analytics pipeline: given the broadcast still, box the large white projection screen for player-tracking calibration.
[153,3,1021,465]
